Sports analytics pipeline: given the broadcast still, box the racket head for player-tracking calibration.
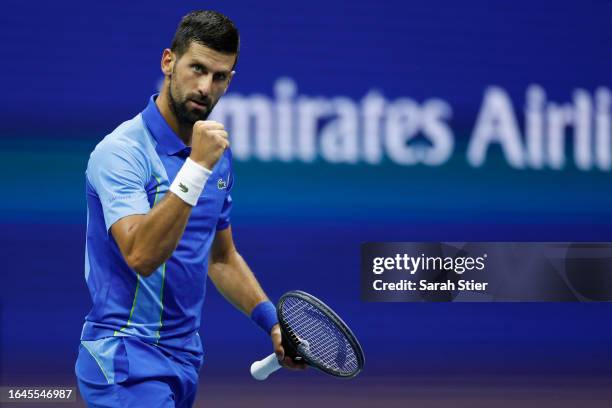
[277,290,365,378]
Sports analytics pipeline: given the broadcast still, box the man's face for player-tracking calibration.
[165,42,235,125]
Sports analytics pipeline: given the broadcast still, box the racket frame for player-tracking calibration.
[277,290,365,379]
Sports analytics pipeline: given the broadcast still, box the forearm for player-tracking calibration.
[114,155,215,276]
[208,249,268,315]
[121,193,192,275]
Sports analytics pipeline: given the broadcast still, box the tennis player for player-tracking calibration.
[75,10,304,407]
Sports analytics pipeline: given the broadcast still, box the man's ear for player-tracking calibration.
[161,49,175,76]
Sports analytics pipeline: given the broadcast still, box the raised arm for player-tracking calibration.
[110,120,228,276]
[111,195,192,276]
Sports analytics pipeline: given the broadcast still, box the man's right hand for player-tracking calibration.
[189,120,229,170]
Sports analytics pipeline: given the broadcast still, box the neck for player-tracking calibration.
[156,86,193,146]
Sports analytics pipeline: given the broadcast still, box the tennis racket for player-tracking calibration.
[250,290,364,380]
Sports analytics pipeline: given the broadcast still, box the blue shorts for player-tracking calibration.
[75,336,203,408]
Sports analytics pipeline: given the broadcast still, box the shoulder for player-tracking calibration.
[87,114,155,172]
[87,114,155,181]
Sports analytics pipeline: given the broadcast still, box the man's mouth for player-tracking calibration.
[188,99,208,110]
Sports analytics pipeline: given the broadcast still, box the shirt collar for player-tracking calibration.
[142,94,191,157]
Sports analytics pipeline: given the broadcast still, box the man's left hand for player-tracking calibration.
[270,324,308,370]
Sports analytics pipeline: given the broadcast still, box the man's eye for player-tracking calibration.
[215,74,227,81]
[192,65,203,73]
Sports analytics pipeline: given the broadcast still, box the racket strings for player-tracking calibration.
[282,296,359,375]
[294,306,358,372]
[285,302,341,366]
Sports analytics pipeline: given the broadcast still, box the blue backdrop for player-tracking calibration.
[1,0,611,406]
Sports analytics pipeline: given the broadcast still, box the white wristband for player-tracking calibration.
[169,158,212,206]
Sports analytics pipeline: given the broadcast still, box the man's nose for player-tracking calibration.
[197,73,213,96]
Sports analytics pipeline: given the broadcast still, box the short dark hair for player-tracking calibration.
[171,10,240,67]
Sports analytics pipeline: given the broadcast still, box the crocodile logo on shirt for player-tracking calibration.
[178,183,189,193]
[217,178,227,190]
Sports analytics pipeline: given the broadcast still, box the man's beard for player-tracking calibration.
[167,80,216,126]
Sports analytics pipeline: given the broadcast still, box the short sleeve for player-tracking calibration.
[86,141,151,232]
[216,170,234,231]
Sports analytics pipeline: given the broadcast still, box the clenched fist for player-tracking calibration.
[189,120,229,170]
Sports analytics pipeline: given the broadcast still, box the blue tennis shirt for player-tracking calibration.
[80,94,233,357]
